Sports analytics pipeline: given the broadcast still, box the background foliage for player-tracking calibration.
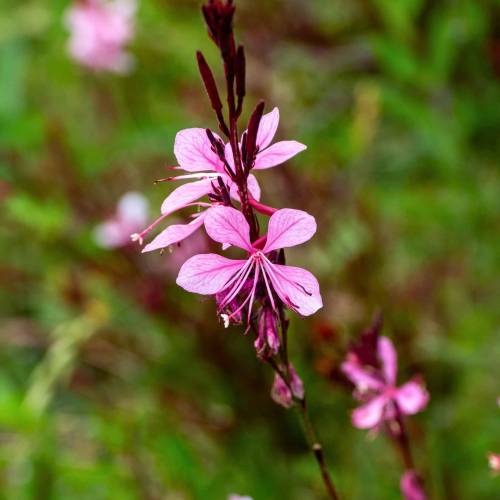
[1,0,499,498]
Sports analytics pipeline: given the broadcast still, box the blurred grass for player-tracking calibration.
[0,0,499,498]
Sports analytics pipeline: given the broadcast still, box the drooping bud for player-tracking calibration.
[254,307,280,358]
[271,364,304,408]
[400,470,427,500]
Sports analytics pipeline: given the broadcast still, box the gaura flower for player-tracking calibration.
[342,336,429,429]
[139,107,306,253]
[176,206,322,319]
[65,0,136,74]
[271,364,304,408]
[400,470,427,500]
[94,192,148,248]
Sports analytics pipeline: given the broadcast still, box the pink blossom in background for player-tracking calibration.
[228,495,253,500]
[176,206,322,321]
[488,453,500,475]
[400,470,427,500]
[65,0,136,73]
[342,336,429,429]
[271,364,304,408]
[138,108,306,253]
[95,192,148,249]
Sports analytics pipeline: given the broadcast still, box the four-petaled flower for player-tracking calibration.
[342,336,429,429]
[176,206,322,322]
[65,0,136,73]
[139,108,306,252]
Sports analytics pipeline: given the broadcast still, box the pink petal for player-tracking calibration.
[254,141,307,170]
[176,254,246,295]
[174,128,224,172]
[395,381,429,415]
[160,179,212,215]
[117,192,149,226]
[378,336,398,386]
[264,262,322,316]
[256,107,279,150]
[204,206,253,252]
[263,209,316,253]
[341,356,384,391]
[352,395,387,429]
[229,174,262,202]
[142,214,206,253]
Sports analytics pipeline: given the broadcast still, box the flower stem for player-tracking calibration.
[296,397,340,500]
[275,309,340,499]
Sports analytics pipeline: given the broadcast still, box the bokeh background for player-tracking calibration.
[1,0,499,498]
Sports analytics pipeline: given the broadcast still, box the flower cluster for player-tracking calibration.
[137,108,321,352]
[65,0,136,73]
[131,1,324,421]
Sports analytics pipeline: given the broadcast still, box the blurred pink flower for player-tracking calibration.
[65,0,136,73]
[271,364,304,408]
[176,206,322,320]
[400,470,427,500]
[488,453,500,475]
[228,495,252,500]
[95,192,148,248]
[139,108,306,253]
[342,336,429,429]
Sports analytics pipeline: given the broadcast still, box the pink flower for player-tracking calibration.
[488,453,500,475]
[271,364,304,408]
[342,336,429,429]
[95,192,148,248]
[228,496,253,500]
[400,470,427,500]
[140,108,305,253]
[225,107,307,170]
[65,0,136,73]
[176,206,322,320]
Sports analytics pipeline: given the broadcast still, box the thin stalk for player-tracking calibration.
[296,398,340,500]
[274,309,340,500]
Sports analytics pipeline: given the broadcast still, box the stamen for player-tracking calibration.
[218,259,254,310]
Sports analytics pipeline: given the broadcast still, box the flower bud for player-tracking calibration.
[400,470,426,500]
[271,364,304,408]
[254,307,280,358]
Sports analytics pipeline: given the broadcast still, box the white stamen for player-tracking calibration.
[130,233,143,245]
[221,314,230,328]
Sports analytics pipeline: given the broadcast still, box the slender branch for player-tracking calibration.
[296,398,340,500]
[275,308,340,499]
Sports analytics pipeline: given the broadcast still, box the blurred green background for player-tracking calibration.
[1,0,499,498]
